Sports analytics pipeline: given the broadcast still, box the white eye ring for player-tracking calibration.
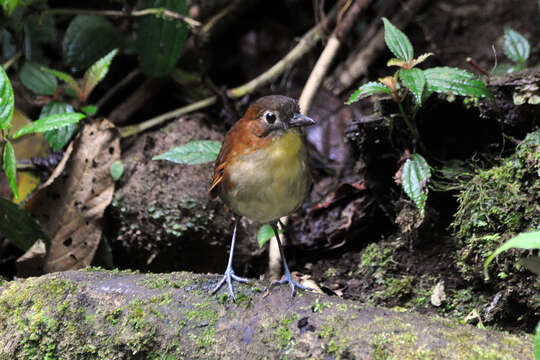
[264,111,277,124]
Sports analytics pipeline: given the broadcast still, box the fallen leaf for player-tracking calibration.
[24,118,120,273]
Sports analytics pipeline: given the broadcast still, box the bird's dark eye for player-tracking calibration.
[264,111,276,124]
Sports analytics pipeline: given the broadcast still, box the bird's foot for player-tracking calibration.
[211,268,249,302]
[269,271,313,297]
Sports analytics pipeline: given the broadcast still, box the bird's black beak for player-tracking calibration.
[288,113,316,128]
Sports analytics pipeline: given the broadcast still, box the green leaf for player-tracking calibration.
[345,82,393,104]
[63,15,121,71]
[399,68,426,105]
[257,224,283,248]
[41,67,82,97]
[483,231,540,279]
[81,105,98,116]
[424,67,493,99]
[110,160,124,181]
[382,17,413,61]
[504,27,530,64]
[520,257,540,276]
[2,0,19,16]
[13,112,85,139]
[19,62,58,95]
[40,102,78,151]
[23,14,56,62]
[153,140,221,164]
[401,153,431,218]
[136,0,189,77]
[82,48,118,101]
[0,197,46,251]
[3,140,18,199]
[0,66,14,130]
[535,321,540,360]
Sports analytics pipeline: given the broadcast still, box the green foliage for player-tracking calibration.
[1,0,19,16]
[110,160,124,181]
[81,105,98,116]
[256,224,283,248]
[382,17,413,61]
[452,130,540,239]
[2,140,17,199]
[23,14,56,62]
[484,231,540,279]
[399,68,426,105]
[0,197,46,250]
[13,112,85,139]
[0,66,14,130]
[424,67,492,99]
[19,62,58,96]
[81,48,118,102]
[345,82,392,104]
[401,154,431,218]
[41,67,81,97]
[40,102,78,151]
[136,0,189,77]
[504,27,530,65]
[63,15,120,71]
[153,140,221,165]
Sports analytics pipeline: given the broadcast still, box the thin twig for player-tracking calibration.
[42,7,201,29]
[299,0,369,113]
[120,6,339,138]
[96,69,140,109]
[2,51,22,70]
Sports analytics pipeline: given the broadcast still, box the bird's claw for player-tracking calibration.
[269,273,313,296]
[211,269,248,301]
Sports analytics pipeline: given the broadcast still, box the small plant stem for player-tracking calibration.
[2,51,22,70]
[466,57,490,76]
[42,7,201,29]
[96,69,140,109]
[397,100,424,151]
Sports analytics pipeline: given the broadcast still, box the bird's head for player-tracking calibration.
[242,95,316,138]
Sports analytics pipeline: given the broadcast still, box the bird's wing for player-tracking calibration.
[209,127,237,198]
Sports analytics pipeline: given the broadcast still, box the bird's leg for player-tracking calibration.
[269,222,313,296]
[211,220,248,301]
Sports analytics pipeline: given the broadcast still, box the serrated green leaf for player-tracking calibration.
[153,140,221,164]
[504,27,530,64]
[0,66,14,130]
[136,0,189,77]
[19,62,58,95]
[0,197,45,250]
[382,17,413,61]
[110,160,124,181]
[81,105,98,116]
[401,153,430,218]
[40,102,77,151]
[13,112,85,139]
[483,231,540,279]
[41,67,82,97]
[535,321,540,360]
[63,15,120,71]
[82,48,118,101]
[346,82,393,104]
[257,224,283,248]
[399,68,426,105]
[424,67,493,99]
[3,140,18,199]
[2,0,19,16]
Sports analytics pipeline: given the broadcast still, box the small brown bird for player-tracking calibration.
[209,95,315,300]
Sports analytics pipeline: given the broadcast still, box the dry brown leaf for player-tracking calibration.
[23,118,120,273]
